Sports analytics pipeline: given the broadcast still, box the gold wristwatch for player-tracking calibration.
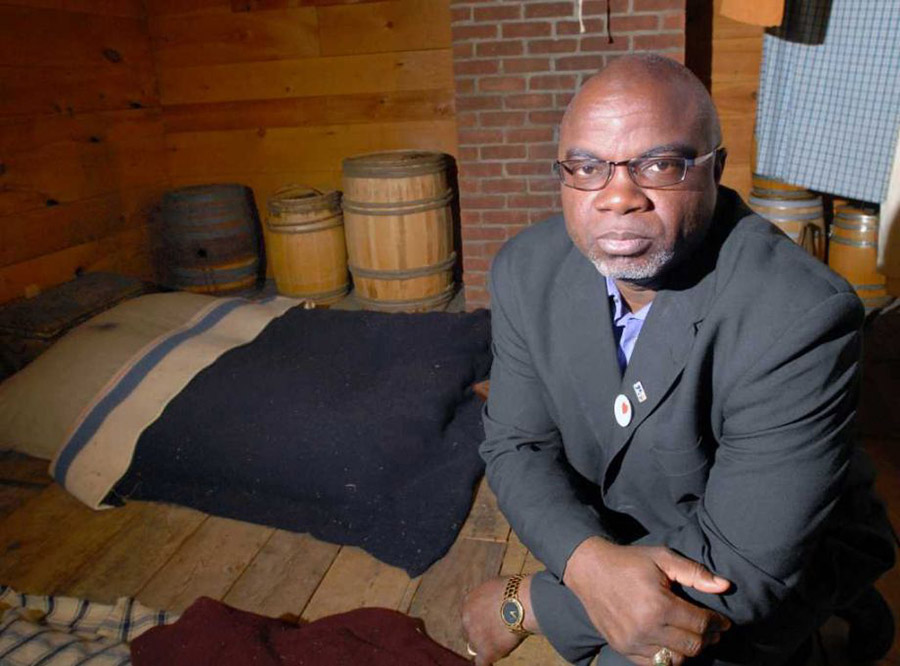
[499,574,530,635]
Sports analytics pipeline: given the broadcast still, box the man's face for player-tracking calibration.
[559,80,721,282]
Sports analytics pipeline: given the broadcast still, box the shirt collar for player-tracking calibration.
[605,276,652,322]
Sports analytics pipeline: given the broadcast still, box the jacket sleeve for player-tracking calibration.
[481,247,613,579]
[644,290,875,624]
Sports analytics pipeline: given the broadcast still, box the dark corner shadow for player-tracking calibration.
[766,0,833,46]
[244,184,267,291]
[446,153,464,291]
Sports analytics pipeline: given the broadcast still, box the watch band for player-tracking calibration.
[500,574,530,635]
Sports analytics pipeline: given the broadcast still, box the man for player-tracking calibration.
[461,55,895,666]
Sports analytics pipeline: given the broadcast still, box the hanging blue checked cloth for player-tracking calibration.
[755,0,900,203]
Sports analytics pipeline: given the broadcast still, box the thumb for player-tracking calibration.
[656,550,731,593]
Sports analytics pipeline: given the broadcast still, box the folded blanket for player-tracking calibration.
[131,598,469,666]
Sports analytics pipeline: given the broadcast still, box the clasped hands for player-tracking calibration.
[565,537,733,666]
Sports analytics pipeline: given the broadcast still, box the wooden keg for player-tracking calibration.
[828,205,890,310]
[749,193,826,260]
[161,183,260,294]
[266,187,350,305]
[341,151,457,312]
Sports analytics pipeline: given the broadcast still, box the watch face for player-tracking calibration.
[501,599,523,627]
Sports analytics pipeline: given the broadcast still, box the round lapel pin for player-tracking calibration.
[614,394,632,427]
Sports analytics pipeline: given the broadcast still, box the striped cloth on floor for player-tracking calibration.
[0,586,176,666]
[755,0,900,203]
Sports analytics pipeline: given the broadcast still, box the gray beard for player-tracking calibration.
[587,246,675,281]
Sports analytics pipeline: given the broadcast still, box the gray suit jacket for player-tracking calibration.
[482,188,895,651]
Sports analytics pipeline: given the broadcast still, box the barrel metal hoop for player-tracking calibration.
[342,189,454,216]
[348,252,457,280]
[353,283,456,311]
[854,283,888,292]
[831,219,877,233]
[827,235,878,248]
[266,213,344,234]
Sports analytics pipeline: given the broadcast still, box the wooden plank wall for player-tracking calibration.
[0,0,169,304]
[148,0,458,250]
[710,0,764,200]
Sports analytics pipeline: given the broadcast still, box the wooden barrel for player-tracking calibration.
[828,205,890,311]
[266,187,350,305]
[751,173,811,200]
[341,151,456,312]
[749,193,826,260]
[161,184,260,294]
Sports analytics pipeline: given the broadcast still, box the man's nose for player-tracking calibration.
[592,164,651,215]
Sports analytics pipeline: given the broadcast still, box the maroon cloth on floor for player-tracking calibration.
[130,597,470,666]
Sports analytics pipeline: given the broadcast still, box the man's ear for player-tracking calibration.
[714,147,728,185]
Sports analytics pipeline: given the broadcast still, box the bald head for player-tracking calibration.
[562,54,722,149]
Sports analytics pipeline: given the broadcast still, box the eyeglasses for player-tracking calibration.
[553,147,722,191]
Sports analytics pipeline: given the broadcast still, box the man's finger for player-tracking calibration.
[663,594,732,635]
[655,550,731,594]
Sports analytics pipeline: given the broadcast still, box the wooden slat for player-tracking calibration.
[222,530,340,617]
[232,0,383,9]
[149,5,319,67]
[162,89,454,134]
[0,452,52,486]
[0,6,152,68]
[499,636,572,666]
[408,536,506,656]
[0,485,43,522]
[459,477,510,542]
[0,483,136,594]
[317,0,451,56]
[499,529,528,577]
[157,49,453,105]
[164,120,458,179]
[0,0,144,17]
[301,546,415,621]
[137,516,274,612]
[65,503,207,603]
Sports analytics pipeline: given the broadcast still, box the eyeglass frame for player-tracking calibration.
[552,146,724,191]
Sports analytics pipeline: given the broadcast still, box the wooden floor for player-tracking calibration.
[0,437,897,665]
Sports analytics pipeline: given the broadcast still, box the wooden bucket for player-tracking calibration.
[828,205,890,310]
[161,183,260,294]
[341,151,456,312]
[749,193,826,260]
[266,187,350,305]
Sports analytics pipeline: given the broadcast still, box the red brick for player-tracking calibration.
[481,144,527,160]
[455,78,475,95]
[452,24,498,40]
[613,13,662,31]
[464,271,488,288]
[527,38,578,54]
[453,60,500,76]
[460,209,482,225]
[505,93,554,109]
[580,35,631,52]
[458,162,504,177]
[505,127,555,143]
[633,32,684,51]
[528,142,558,160]
[456,94,503,111]
[662,12,685,30]
[528,176,561,192]
[460,193,507,209]
[453,42,474,59]
[555,92,574,107]
[455,111,478,128]
[458,129,504,145]
[528,208,561,222]
[482,178,528,193]
[462,240,488,257]
[458,146,478,161]
[502,21,553,38]
[556,18,605,35]
[464,226,507,242]
[458,177,481,194]
[583,0,630,15]
[480,111,527,127]
[668,51,685,63]
[525,2,574,18]
[473,5,521,21]
[529,74,577,90]
[555,54,605,71]
[462,286,489,307]
[509,194,556,208]
[529,109,565,125]
[482,210,526,225]
[450,6,471,23]
[477,40,524,58]
[478,76,527,93]
[633,0,684,11]
[506,161,552,176]
[462,256,491,272]
[502,57,551,73]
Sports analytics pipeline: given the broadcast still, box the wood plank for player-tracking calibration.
[157,49,453,105]
[499,635,572,666]
[408,536,506,656]
[317,0,451,56]
[164,120,458,180]
[0,6,152,67]
[0,484,43,522]
[150,5,319,67]
[162,89,454,133]
[0,63,159,118]
[0,451,52,486]
[137,516,274,612]
[301,545,416,621]
[459,477,510,543]
[222,530,341,618]
[0,0,144,18]
[232,0,383,9]
[65,503,207,603]
[499,529,528,577]
[0,483,136,594]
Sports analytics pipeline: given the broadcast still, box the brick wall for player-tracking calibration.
[451,0,686,309]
